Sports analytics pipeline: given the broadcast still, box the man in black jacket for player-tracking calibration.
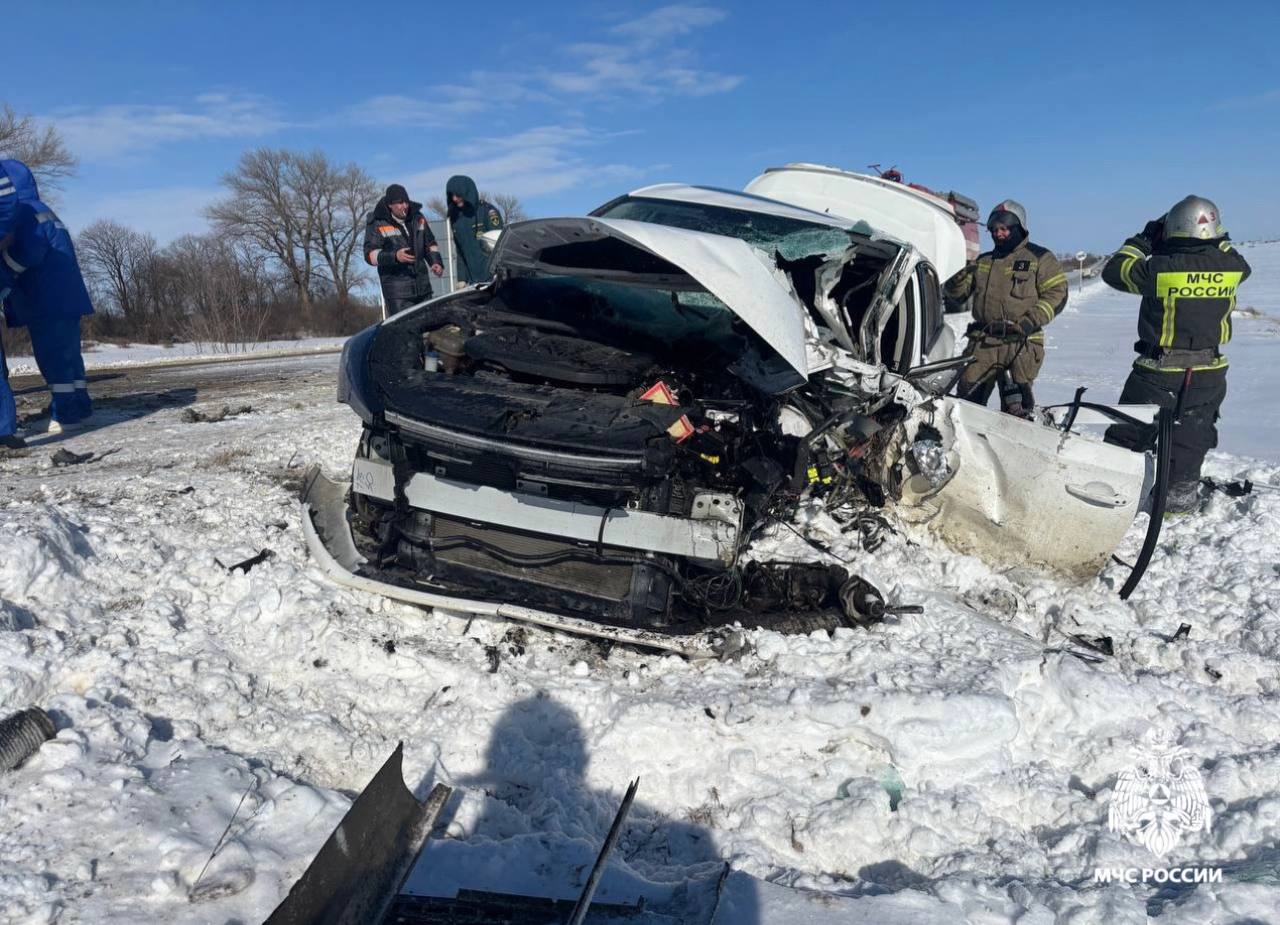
[364,183,443,314]
[1102,195,1252,513]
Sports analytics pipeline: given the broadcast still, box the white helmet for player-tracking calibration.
[1165,195,1226,241]
[986,199,1027,231]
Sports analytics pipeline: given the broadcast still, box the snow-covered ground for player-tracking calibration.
[4,336,347,377]
[1,247,1279,923]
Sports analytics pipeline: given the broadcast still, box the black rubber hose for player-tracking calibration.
[1120,407,1173,600]
[1060,386,1088,436]
[0,708,55,772]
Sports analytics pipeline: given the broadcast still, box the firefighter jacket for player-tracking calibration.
[363,197,442,303]
[0,159,94,328]
[1103,233,1251,366]
[944,237,1068,343]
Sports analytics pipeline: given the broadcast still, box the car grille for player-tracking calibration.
[430,514,635,601]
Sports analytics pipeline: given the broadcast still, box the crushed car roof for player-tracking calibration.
[613,183,910,253]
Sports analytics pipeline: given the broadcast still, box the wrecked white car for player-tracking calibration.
[304,185,1166,656]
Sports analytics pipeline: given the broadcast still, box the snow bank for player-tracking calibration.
[4,337,347,376]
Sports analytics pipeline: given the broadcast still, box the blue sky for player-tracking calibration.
[7,0,1279,251]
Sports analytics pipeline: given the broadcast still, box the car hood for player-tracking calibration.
[491,217,811,382]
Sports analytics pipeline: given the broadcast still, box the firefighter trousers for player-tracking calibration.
[955,338,1044,410]
[1104,363,1227,487]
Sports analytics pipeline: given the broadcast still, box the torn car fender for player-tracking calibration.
[892,397,1149,578]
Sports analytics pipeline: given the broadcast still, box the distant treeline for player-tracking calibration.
[1,104,526,350]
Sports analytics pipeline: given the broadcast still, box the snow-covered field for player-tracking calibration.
[1,246,1279,923]
[4,336,347,377]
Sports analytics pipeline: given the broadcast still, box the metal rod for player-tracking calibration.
[566,778,639,925]
[445,212,456,293]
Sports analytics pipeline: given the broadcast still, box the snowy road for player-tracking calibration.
[1,250,1280,923]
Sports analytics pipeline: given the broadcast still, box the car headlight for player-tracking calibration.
[337,323,383,424]
[910,437,953,490]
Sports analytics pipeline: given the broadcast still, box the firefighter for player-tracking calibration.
[944,200,1068,416]
[363,184,444,315]
[1102,196,1251,514]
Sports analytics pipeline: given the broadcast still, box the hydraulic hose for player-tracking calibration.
[1120,407,1173,600]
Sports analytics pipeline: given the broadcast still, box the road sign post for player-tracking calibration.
[1076,250,1088,292]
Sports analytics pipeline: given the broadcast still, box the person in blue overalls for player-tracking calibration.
[0,160,23,446]
[0,159,95,437]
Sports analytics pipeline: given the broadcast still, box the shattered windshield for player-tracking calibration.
[596,196,854,261]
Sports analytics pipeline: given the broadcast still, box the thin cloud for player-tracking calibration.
[611,4,727,41]
[315,7,740,133]
[1211,88,1280,110]
[339,94,488,128]
[399,124,656,201]
[53,94,286,158]
[542,5,741,101]
[339,73,557,129]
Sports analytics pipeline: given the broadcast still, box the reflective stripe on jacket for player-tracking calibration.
[1103,235,1252,352]
[363,197,442,302]
[943,238,1067,341]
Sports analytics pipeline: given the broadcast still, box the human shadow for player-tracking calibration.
[16,387,197,447]
[400,694,756,924]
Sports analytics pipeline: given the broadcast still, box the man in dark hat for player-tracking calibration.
[363,183,443,314]
[944,199,1068,416]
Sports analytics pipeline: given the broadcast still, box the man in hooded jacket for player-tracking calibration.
[944,200,1068,416]
[0,159,95,437]
[364,183,443,315]
[445,175,503,285]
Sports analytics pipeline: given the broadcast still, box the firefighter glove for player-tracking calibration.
[982,320,1019,338]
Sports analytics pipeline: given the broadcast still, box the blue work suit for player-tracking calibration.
[0,163,16,435]
[0,322,13,438]
[0,162,15,236]
[0,160,94,425]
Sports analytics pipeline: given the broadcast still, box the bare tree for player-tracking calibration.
[312,161,379,306]
[78,220,160,333]
[164,233,278,349]
[208,149,382,321]
[424,195,447,220]
[486,191,527,223]
[207,148,317,310]
[0,103,77,193]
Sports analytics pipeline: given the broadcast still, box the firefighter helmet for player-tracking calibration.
[986,199,1027,231]
[1164,195,1226,241]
